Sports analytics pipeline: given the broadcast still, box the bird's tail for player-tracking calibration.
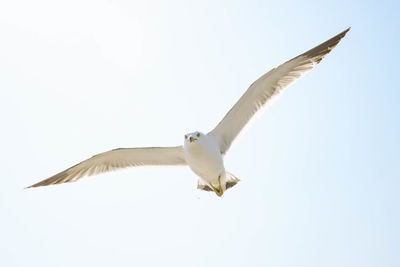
[197,172,241,192]
[225,172,240,190]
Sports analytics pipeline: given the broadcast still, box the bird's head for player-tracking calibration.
[184,131,204,144]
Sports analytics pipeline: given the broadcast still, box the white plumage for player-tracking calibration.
[28,28,350,197]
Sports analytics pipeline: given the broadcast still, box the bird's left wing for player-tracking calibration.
[208,28,350,155]
[27,146,186,188]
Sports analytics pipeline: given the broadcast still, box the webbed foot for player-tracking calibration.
[209,175,223,197]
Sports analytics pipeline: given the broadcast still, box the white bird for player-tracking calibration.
[28,28,350,197]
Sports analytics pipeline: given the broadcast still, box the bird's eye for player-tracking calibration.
[184,135,188,139]
[196,133,200,138]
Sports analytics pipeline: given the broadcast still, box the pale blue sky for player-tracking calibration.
[0,1,399,267]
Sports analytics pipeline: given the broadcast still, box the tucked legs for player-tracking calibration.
[209,175,223,197]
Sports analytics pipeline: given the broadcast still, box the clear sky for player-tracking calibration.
[0,0,399,266]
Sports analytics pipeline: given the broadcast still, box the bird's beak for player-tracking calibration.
[189,136,197,143]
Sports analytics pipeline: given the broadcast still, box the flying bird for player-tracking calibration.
[28,28,350,196]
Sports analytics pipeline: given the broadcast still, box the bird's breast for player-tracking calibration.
[183,136,224,180]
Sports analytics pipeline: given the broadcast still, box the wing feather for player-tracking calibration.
[28,146,186,188]
[208,28,350,154]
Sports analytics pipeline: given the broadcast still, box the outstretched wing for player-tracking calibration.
[28,146,186,188]
[209,28,350,155]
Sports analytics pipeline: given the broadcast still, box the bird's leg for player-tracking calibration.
[209,175,223,197]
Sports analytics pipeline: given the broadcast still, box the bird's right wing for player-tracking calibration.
[28,146,186,188]
[208,28,350,155]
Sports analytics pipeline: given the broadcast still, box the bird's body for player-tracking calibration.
[183,132,226,191]
[28,28,350,197]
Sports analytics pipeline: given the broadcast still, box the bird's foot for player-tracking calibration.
[209,175,223,197]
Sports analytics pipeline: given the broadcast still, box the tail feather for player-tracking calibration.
[197,181,213,191]
[225,172,240,190]
[197,172,240,192]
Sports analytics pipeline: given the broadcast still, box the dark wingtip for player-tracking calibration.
[25,182,42,189]
[299,27,350,64]
[25,182,38,189]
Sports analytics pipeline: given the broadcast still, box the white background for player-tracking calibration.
[1,0,399,266]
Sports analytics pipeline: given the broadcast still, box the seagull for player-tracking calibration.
[28,28,350,196]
